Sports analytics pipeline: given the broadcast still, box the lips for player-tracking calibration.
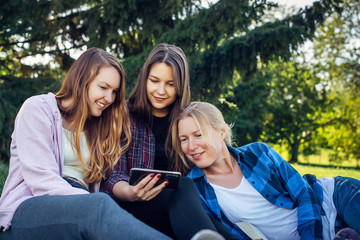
[96,101,105,109]
[191,152,204,160]
[154,96,167,101]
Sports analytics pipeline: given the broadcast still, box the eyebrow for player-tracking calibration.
[148,74,159,79]
[98,81,119,90]
[148,75,174,82]
[179,130,200,137]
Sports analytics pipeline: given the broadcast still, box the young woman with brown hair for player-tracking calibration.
[0,48,171,240]
[105,43,228,240]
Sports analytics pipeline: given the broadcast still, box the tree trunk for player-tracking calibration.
[289,142,300,163]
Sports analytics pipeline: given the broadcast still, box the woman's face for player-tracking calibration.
[87,66,120,117]
[178,116,224,170]
[146,62,177,117]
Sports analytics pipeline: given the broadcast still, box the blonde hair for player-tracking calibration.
[171,101,232,175]
[56,48,131,183]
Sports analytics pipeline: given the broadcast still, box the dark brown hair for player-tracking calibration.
[128,43,191,168]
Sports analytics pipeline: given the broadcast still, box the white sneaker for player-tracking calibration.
[191,229,225,240]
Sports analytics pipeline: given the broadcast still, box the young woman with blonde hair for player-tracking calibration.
[172,101,360,240]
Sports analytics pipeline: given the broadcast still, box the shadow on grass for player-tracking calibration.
[296,161,360,170]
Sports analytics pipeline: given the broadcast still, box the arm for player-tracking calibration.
[264,143,322,240]
[15,96,88,196]
[112,176,167,202]
[112,181,132,200]
[104,117,166,201]
[105,151,131,194]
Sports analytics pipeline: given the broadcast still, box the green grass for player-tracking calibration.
[291,163,360,179]
[272,146,360,177]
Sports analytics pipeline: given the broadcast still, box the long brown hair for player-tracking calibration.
[56,48,131,183]
[128,43,191,168]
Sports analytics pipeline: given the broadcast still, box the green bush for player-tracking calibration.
[0,161,9,194]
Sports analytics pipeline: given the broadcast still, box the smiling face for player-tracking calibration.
[87,66,120,117]
[146,62,177,117]
[178,116,225,170]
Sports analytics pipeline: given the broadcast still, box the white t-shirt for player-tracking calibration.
[210,176,300,240]
[62,128,89,188]
[318,177,336,240]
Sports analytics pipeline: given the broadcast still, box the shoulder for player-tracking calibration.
[238,142,272,155]
[130,114,152,134]
[236,142,282,167]
[128,115,155,147]
[16,93,59,125]
[187,166,205,180]
[21,93,57,112]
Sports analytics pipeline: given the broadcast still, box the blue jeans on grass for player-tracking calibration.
[333,176,360,234]
[1,192,171,240]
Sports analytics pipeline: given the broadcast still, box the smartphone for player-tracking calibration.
[129,168,181,190]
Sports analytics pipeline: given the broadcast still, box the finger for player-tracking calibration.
[152,180,168,192]
[135,175,166,201]
[145,181,169,201]
[136,187,155,201]
[144,173,162,190]
[133,173,155,191]
[132,186,152,201]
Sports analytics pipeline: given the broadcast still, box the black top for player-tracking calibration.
[151,115,171,170]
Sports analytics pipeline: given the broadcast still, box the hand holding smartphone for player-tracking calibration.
[129,168,181,190]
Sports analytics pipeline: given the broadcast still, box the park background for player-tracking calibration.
[0,0,359,192]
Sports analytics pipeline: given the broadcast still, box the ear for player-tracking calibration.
[220,123,226,140]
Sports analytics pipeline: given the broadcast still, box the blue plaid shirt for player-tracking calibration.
[187,142,323,240]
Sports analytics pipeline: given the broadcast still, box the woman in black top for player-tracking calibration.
[105,43,237,240]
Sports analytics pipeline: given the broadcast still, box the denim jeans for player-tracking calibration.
[1,192,171,240]
[333,176,360,234]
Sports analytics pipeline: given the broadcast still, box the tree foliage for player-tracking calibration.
[0,0,343,161]
[311,0,360,165]
[259,60,327,163]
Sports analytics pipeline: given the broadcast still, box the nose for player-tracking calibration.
[157,83,166,95]
[104,91,114,103]
[188,138,197,151]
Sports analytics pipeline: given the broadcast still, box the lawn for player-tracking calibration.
[292,163,360,179]
[274,147,360,179]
